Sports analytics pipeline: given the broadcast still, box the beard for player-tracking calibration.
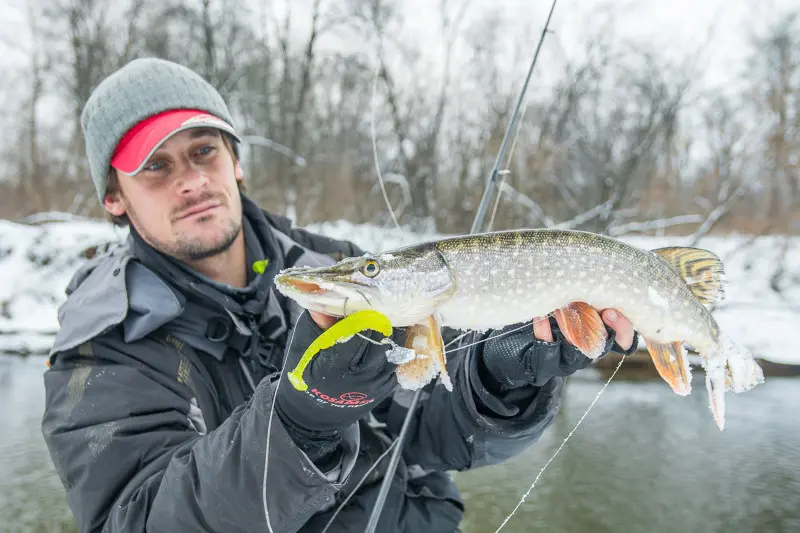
[125,194,242,263]
[169,218,241,262]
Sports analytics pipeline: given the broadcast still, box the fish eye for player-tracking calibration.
[361,259,380,278]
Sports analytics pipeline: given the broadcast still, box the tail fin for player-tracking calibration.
[701,333,765,430]
[717,332,765,393]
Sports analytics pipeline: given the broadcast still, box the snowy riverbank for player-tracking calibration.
[0,216,797,365]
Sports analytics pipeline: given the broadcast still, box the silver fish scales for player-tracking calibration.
[275,228,765,430]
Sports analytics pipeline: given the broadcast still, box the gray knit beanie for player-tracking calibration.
[81,57,239,202]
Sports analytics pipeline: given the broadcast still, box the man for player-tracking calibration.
[41,57,637,533]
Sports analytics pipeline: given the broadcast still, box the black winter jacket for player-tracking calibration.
[41,194,564,533]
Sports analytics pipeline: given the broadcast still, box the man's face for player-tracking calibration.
[104,128,244,263]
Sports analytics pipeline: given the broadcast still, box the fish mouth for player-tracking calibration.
[285,279,329,294]
[275,264,370,300]
[275,266,379,318]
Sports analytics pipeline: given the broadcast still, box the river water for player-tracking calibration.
[1,354,798,533]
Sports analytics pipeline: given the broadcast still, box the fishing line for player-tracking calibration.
[261,42,413,533]
[320,438,399,533]
[493,354,626,533]
[444,323,534,355]
[357,315,548,353]
[359,312,557,352]
[444,315,557,355]
[362,35,429,533]
[263,308,401,533]
[444,330,472,349]
[267,3,563,526]
[262,48,405,527]
[443,312,557,350]
[364,2,561,527]
[262,311,304,533]
[371,52,403,234]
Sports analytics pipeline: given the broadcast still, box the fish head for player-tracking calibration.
[274,246,456,326]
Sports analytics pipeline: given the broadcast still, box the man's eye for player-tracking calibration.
[196,145,216,157]
[143,160,167,172]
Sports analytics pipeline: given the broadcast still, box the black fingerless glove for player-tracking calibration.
[479,317,638,392]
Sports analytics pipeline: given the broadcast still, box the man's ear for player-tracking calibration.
[234,161,245,183]
[103,191,126,217]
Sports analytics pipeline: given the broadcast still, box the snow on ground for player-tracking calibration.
[0,219,125,352]
[621,234,800,365]
[0,216,797,364]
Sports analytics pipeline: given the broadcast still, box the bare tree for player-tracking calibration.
[335,0,471,231]
[29,0,151,216]
[15,2,49,213]
[0,0,796,243]
[478,25,695,236]
[685,95,756,244]
[746,12,800,231]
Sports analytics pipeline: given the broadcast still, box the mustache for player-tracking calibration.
[172,192,223,219]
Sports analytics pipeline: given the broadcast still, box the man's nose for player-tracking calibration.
[175,166,209,195]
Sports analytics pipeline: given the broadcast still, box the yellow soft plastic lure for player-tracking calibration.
[287,310,394,391]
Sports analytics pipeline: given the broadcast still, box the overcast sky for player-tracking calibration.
[1,0,794,80]
[0,0,795,136]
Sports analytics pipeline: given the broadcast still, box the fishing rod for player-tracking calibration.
[471,0,558,235]
[363,1,559,531]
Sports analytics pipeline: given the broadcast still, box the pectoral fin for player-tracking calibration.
[554,302,608,359]
[644,339,692,395]
[395,314,453,391]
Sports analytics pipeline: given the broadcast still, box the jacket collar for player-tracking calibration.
[128,193,291,361]
[130,193,282,314]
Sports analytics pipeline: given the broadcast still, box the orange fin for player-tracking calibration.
[554,302,608,359]
[395,314,452,391]
[644,339,692,395]
[395,353,438,391]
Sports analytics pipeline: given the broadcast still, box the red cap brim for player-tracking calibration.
[110,109,239,175]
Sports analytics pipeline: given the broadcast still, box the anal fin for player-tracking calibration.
[395,314,452,391]
[554,302,608,359]
[644,339,692,395]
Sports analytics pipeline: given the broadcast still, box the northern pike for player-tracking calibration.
[275,229,764,430]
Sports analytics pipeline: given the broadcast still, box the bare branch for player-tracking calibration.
[608,215,706,237]
[498,181,555,227]
[688,180,750,246]
[554,197,617,230]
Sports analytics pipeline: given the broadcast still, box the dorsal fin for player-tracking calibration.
[651,247,726,305]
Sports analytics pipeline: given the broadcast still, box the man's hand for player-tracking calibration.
[276,311,404,438]
[476,304,639,391]
[533,307,636,351]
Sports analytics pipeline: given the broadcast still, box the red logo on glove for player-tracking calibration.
[339,392,368,402]
[310,389,374,407]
